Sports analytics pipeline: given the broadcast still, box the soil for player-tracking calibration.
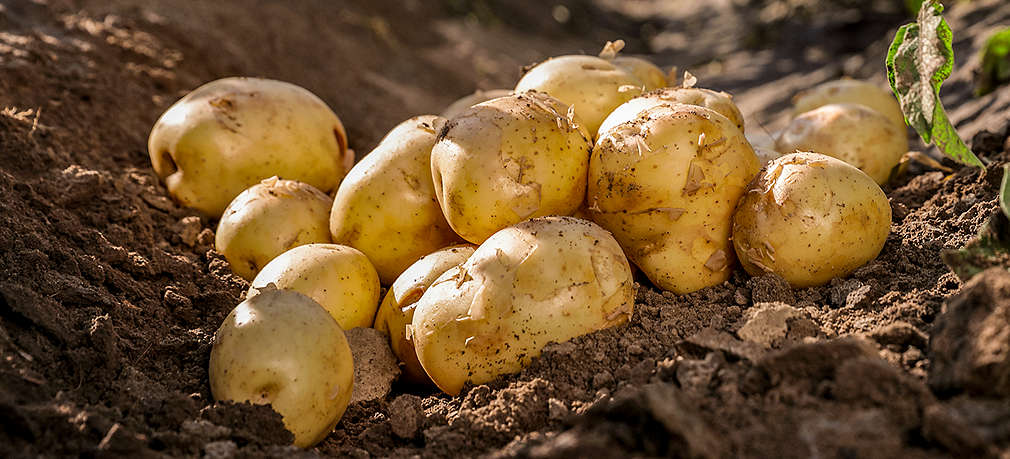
[1,0,1009,457]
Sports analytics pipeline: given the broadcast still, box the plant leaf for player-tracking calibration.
[976,27,1010,96]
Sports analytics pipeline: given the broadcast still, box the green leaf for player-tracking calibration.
[976,27,1010,96]
[942,166,1010,281]
[886,0,983,167]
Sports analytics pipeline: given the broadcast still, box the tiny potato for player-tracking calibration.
[148,77,352,217]
[411,216,634,395]
[373,244,476,385]
[441,89,513,119]
[216,177,332,280]
[330,115,462,284]
[249,244,381,330]
[612,56,667,91]
[431,91,593,244]
[792,78,906,130]
[598,87,745,136]
[732,152,891,288]
[775,103,909,184]
[209,288,354,448]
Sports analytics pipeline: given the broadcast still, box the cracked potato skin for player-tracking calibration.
[598,86,746,136]
[410,217,634,395]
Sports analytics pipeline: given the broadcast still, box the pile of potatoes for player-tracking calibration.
[148,41,905,448]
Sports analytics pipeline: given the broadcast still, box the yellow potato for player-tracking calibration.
[441,89,513,120]
[612,56,667,91]
[209,288,354,448]
[411,216,634,395]
[430,91,592,244]
[732,152,891,288]
[775,103,909,184]
[373,244,476,385]
[216,177,332,280]
[249,244,381,330]
[588,104,760,294]
[515,55,643,136]
[330,115,462,284]
[148,77,352,217]
[598,87,745,136]
[792,78,906,130]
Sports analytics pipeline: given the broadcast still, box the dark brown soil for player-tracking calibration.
[1,0,1009,457]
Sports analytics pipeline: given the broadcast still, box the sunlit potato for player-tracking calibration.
[792,78,906,131]
[612,56,667,90]
[441,89,513,120]
[598,86,745,136]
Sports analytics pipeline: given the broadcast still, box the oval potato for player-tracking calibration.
[792,78,906,131]
[598,86,745,136]
[612,56,667,91]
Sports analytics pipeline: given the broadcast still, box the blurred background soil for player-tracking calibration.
[1,0,1009,457]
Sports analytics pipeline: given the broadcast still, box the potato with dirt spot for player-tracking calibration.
[430,91,592,244]
[792,78,906,130]
[329,115,462,284]
[732,152,891,288]
[598,86,746,136]
[209,287,354,448]
[411,216,634,395]
[216,177,332,280]
[148,77,352,217]
[441,89,513,119]
[373,244,476,385]
[249,244,381,330]
[588,103,760,294]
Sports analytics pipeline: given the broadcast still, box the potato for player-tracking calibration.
[209,288,354,448]
[411,216,633,395]
[441,89,513,119]
[588,104,760,294]
[249,244,381,330]
[598,86,745,136]
[515,55,643,136]
[148,77,352,217]
[430,91,592,244]
[792,78,906,130]
[775,103,909,184]
[373,244,476,385]
[330,115,462,284]
[216,177,332,280]
[732,152,891,288]
[612,56,667,91]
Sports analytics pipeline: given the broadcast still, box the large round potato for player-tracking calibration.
[373,244,476,385]
[441,89,513,120]
[598,86,745,136]
[792,78,905,130]
[588,104,760,294]
[515,55,643,136]
[612,56,667,91]
[216,178,332,280]
[209,288,354,448]
[330,115,461,284]
[249,244,381,330]
[775,103,908,184]
[732,152,891,288]
[431,91,592,244]
[148,77,352,217]
[411,217,634,395]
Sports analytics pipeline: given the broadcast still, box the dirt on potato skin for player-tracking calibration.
[1,0,1009,458]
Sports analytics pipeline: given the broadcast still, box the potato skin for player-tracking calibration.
[249,244,381,330]
[148,77,351,217]
[588,104,760,294]
[411,217,634,395]
[373,244,476,385]
[209,288,354,448]
[441,89,513,120]
[792,79,906,131]
[598,87,745,136]
[216,178,333,280]
[430,91,593,244]
[330,115,461,284]
[612,56,667,91]
[732,152,891,288]
[775,103,909,184]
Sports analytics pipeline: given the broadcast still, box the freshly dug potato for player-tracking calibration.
[209,288,354,448]
[330,115,462,284]
[588,104,760,294]
[430,91,592,244]
[441,89,512,119]
[373,244,476,385]
[216,177,332,280]
[515,55,643,135]
[792,78,906,130]
[732,152,891,288]
[597,87,745,136]
[411,216,634,395]
[775,103,909,184]
[148,77,352,217]
[249,244,381,330]
[612,56,667,91]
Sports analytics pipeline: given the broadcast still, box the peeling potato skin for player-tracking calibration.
[215,178,333,280]
[373,244,476,386]
[411,217,634,396]
[598,86,746,136]
[612,56,667,91]
[792,79,906,132]
[588,104,760,294]
[732,152,891,288]
[430,91,593,244]
[775,103,909,184]
[329,115,462,284]
[209,289,354,448]
[148,77,350,218]
[440,89,513,120]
